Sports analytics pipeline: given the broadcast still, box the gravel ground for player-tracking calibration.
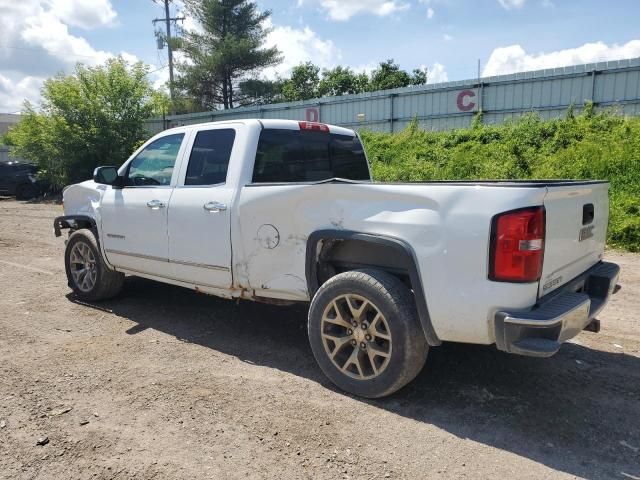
[0,199,639,480]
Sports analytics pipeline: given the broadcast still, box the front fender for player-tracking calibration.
[62,180,105,216]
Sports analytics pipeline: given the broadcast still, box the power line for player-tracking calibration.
[146,65,169,76]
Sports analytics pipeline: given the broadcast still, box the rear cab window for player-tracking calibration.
[185,128,236,186]
[252,128,371,183]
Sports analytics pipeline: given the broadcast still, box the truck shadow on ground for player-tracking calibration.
[70,276,640,480]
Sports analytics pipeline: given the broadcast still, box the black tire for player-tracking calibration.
[308,269,428,398]
[64,229,124,301]
[15,183,39,200]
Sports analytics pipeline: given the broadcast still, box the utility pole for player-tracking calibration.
[153,0,184,114]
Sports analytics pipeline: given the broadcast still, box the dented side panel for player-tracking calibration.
[62,180,105,221]
[235,182,547,344]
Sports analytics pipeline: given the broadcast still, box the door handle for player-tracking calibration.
[203,201,227,213]
[147,199,165,209]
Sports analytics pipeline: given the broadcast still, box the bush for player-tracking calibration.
[360,110,640,252]
[3,58,166,189]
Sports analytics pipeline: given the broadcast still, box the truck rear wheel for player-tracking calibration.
[64,229,124,301]
[308,269,428,398]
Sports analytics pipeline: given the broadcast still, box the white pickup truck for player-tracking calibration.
[56,119,620,398]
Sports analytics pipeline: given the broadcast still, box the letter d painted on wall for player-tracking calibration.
[306,107,320,122]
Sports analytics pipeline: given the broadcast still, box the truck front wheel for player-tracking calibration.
[308,269,428,398]
[64,229,124,301]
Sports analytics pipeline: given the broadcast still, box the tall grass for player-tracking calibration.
[360,106,640,252]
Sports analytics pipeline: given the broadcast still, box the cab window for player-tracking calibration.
[184,129,236,186]
[125,133,184,187]
[252,129,371,183]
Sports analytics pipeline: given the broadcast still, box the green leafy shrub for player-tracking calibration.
[3,57,162,189]
[361,110,640,252]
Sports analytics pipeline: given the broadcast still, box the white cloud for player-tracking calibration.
[47,0,117,29]
[427,62,448,83]
[418,0,435,19]
[174,0,201,35]
[418,63,448,84]
[443,34,453,41]
[299,0,409,21]
[0,0,138,112]
[483,40,640,76]
[21,11,112,66]
[497,0,525,9]
[262,19,342,78]
[0,74,44,112]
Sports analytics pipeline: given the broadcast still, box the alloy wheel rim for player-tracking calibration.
[320,294,392,380]
[69,241,97,292]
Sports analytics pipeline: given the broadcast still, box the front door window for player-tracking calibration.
[125,133,184,187]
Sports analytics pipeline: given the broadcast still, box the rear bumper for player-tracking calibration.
[494,261,620,357]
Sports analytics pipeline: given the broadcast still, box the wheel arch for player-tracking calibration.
[54,215,99,239]
[305,229,441,346]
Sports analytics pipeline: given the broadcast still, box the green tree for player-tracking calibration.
[3,57,157,188]
[410,67,428,86]
[369,59,412,91]
[238,78,284,105]
[178,0,281,110]
[281,62,320,101]
[148,90,172,117]
[317,66,369,97]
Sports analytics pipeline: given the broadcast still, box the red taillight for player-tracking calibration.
[489,207,545,282]
[299,121,330,133]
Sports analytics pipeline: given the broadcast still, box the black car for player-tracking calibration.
[0,160,41,199]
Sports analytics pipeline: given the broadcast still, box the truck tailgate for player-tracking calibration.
[539,182,609,297]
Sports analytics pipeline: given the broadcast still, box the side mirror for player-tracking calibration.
[93,166,123,188]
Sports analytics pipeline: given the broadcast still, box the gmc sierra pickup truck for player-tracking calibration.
[55,119,620,398]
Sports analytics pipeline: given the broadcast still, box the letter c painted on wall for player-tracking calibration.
[456,90,476,112]
[306,108,320,122]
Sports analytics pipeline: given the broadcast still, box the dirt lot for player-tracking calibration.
[0,199,638,480]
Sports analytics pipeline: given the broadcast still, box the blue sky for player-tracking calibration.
[1,0,639,112]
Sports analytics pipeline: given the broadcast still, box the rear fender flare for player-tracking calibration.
[305,229,441,346]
